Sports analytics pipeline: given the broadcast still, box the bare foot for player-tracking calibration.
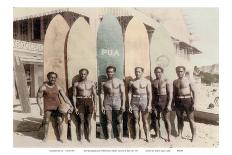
[116,137,123,143]
[42,138,47,142]
[58,139,64,143]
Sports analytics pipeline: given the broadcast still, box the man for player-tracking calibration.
[72,68,98,142]
[37,72,73,142]
[100,65,125,142]
[151,66,172,142]
[128,67,152,142]
[173,66,196,142]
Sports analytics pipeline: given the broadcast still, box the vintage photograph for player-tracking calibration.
[13,7,219,148]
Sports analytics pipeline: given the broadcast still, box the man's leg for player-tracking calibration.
[155,110,161,138]
[79,113,85,142]
[176,108,184,138]
[142,111,150,142]
[105,110,113,139]
[187,111,196,142]
[43,111,52,142]
[86,113,93,142]
[115,110,123,142]
[133,110,140,140]
[57,114,64,143]
[162,111,171,142]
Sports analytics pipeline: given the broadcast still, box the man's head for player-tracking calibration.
[79,68,89,81]
[154,66,164,79]
[106,65,116,79]
[135,67,144,79]
[176,66,186,78]
[47,72,58,85]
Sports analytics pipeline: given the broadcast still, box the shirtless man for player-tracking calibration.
[173,66,196,142]
[72,68,98,142]
[37,72,73,142]
[100,66,125,142]
[151,66,172,142]
[128,67,152,142]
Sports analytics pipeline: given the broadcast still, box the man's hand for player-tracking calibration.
[120,106,125,113]
[75,108,79,115]
[167,105,172,112]
[102,106,105,114]
[129,105,132,113]
[146,106,152,113]
[40,109,43,116]
[69,105,74,113]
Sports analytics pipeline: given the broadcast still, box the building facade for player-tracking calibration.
[13,8,201,97]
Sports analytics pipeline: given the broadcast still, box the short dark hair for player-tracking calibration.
[135,67,144,72]
[47,72,58,79]
[106,65,116,72]
[154,66,164,73]
[79,68,89,74]
[176,66,186,72]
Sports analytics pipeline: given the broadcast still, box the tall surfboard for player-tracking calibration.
[43,14,70,141]
[125,17,150,140]
[150,25,177,137]
[14,56,31,113]
[97,14,124,138]
[150,25,176,81]
[67,17,97,142]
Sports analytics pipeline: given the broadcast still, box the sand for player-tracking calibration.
[13,98,219,148]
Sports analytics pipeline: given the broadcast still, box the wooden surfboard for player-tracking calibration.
[124,17,150,140]
[67,17,97,142]
[97,14,124,139]
[14,56,31,113]
[150,25,176,81]
[43,14,70,141]
[150,25,177,136]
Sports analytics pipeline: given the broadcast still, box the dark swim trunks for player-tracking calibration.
[77,97,94,114]
[175,97,194,115]
[152,95,169,113]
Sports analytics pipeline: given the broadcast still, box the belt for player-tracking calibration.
[155,94,167,96]
[177,95,192,99]
[106,94,121,97]
[132,94,147,97]
[76,96,92,99]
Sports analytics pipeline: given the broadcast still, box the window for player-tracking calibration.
[13,22,17,39]
[20,20,28,40]
[32,18,41,41]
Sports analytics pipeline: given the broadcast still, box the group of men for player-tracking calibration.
[37,65,196,143]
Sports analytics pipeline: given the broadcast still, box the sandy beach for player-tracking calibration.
[13,97,219,148]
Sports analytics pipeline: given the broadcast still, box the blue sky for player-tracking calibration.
[183,8,219,66]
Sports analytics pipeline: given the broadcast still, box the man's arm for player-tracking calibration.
[189,81,196,106]
[128,81,132,112]
[172,81,176,110]
[119,80,126,111]
[36,85,45,116]
[166,79,173,110]
[146,80,152,111]
[100,82,105,113]
[72,82,78,111]
[92,82,98,113]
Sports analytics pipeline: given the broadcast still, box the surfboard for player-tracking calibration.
[67,17,97,142]
[14,56,31,113]
[150,25,176,81]
[124,17,150,140]
[43,14,70,141]
[97,14,124,139]
[149,25,178,136]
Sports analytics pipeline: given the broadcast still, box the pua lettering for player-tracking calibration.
[101,49,120,56]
